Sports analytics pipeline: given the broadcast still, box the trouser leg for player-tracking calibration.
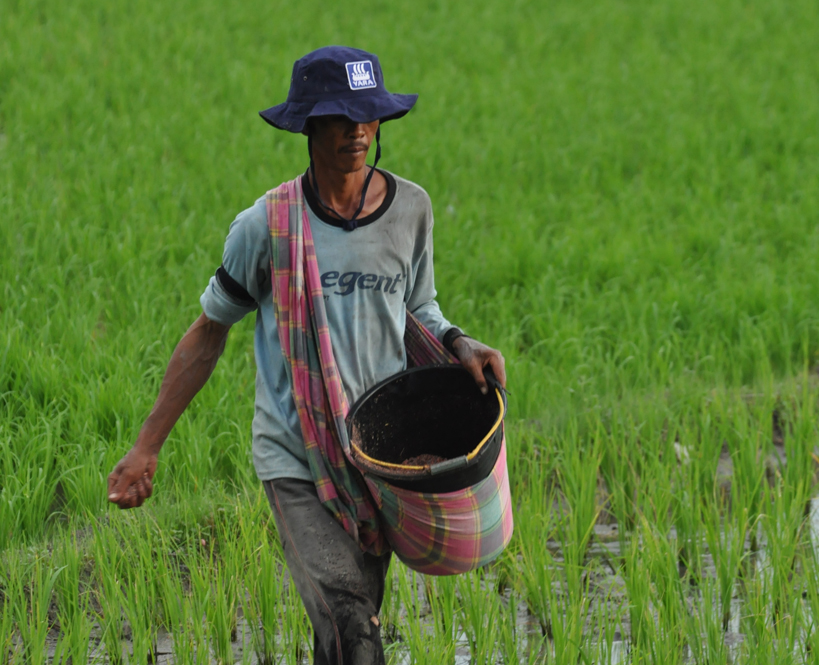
[263,478,391,665]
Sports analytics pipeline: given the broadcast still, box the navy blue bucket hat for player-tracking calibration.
[259,46,418,134]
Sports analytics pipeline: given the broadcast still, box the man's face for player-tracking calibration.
[310,116,379,174]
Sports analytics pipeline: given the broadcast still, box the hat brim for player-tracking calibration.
[259,93,418,134]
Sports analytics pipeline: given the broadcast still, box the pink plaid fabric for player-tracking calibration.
[266,177,385,554]
[364,439,513,575]
[266,177,513,572]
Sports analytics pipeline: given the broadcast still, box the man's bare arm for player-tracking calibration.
[107,313,231,509]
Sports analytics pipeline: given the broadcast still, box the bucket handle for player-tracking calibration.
[483,366,508,410]
[429,455,469,475]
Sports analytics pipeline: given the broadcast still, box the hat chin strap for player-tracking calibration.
[308,127,382,232]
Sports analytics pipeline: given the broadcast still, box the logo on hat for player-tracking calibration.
[345,61,377,90]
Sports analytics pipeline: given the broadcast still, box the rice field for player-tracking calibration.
[3,0,819,661]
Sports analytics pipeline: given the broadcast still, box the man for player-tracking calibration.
[107,46,506,664]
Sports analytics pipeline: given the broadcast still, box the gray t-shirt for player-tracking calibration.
[200,170,453,481]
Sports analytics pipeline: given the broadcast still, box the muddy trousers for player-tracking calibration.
[263,479,391,665]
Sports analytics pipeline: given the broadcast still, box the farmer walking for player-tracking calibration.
[107,46,506,664]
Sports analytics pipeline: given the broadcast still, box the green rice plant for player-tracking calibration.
[547,583,594,665]
[498,584,549,665]
[53,532,94,665]
[761,478,810,631]
[779,370,817,499]
[702,499,748,632]
[671,428,706,585]
[234,492,283,665]
[278,573,311,665]
[727,402,769,557]
[48,638,69,665]
[92,523,126,665]
[511,431,558,524]
[518,516,593,665]
[134,516,167,624]
[622,528,655,654]
[684,579,729,665]
[671,473,704,585]
[241,543,283,664]
[599,417,640,542]
[744,566,803,665]
[640,521,686,663]
[173,593,209,664]
[424,574,459,661]
[155,545,186,634]
[12,552,60,665]
[392,566,443,664]
[0,608,13,665]
[593,594,625,665]
[0,415,76,545]
[740,569,780,665]
[240,629,257,665]
[186,549,220,661]
[802,541,819,662]
[555,427,601,601]
[620,404,677,537]
[205,522,243,664]
[57,597,94,665]
[770,593,804,665]
[457,569,502,665]
[0,552,21,665]
[689,404,726,502]
[497,587,522,664]
[53,533,83,629]
[114,514,169,663]
[122,567,159,665]
[516,483,558,640]
[633,446,676,540]
[625,515,687,664]
[380,565,400,649]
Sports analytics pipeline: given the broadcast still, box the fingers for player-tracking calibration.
[130,474,151,509]
[142,472,153,497]
[107,467,119,497]
[123,483,141,509]
[488,352,507,389]
[471,354,507,395]
[112,474,151,510]
[107,453,155,509]
[462,352,506,396]
[108,465,134,504]
[464,356,489,394]
[451,336,507,394]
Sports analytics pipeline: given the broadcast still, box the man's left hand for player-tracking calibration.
[451,336,506,395]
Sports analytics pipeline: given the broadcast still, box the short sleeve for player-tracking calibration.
[200,197,271,326]
[406,194,453,341]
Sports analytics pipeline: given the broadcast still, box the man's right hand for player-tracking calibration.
[104,313,231,510]
[107,447,158,509]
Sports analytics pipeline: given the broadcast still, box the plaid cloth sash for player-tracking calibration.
[266,176,386,554]
[266,177,513,571]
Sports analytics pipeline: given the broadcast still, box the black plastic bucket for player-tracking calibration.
[347,365,506,493]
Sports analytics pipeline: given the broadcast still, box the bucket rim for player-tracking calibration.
[346,364,506,475]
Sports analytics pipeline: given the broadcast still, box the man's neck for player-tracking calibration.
[309,164,387,220]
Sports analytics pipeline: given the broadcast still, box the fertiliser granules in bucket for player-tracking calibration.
[347,365,513,575]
